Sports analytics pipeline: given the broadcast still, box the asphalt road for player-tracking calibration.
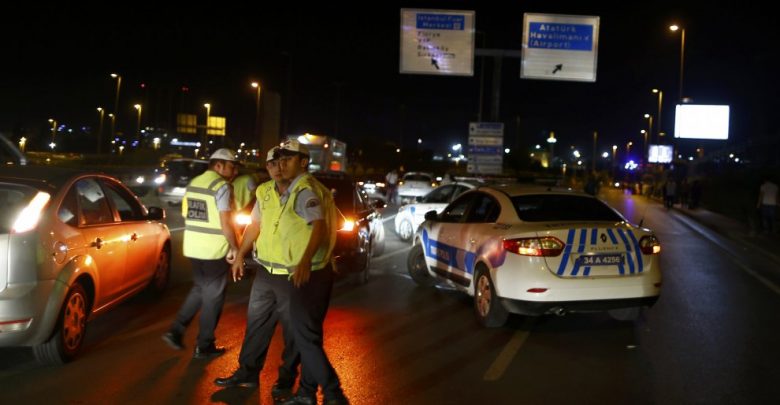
[1,188,778,404]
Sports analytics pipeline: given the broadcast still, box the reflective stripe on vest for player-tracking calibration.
[255,175,337,275]
[182,170,229,259]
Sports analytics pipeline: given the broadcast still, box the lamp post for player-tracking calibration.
[48,118,57,144]
[669,25,686,102]
[251,82,262,142]
[592,131,598,172]
[134,104,142,143]
[643,114,653,161]
[96,107,105,154]
[203,103,211,153]
[110,73,122,138]
[547,131,557,169]
[108,114,115,148]
[652,89,663,143]
[19,137,26,152]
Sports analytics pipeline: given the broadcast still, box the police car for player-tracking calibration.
[407,184,661,327]
[394,182,476,241]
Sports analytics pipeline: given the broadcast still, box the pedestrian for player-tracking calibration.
[271,140,348,405]
[757,177,778,233]
[664,179,677,209]
[162,148,239,359]
[385,168,398,204]
[214,146,301,401]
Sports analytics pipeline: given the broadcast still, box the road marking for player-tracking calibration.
[483,318,534,381]
[382,214,396,223]
[372,245,411,262]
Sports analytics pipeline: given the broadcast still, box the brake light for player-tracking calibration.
[339,218,356,232]
[503,237,564,257]
[639,235,661,255]
[12,191,51,234]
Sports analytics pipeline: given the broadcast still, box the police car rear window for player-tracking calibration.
[511,195,622,222]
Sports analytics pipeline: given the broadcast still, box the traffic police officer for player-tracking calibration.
[214,147,302,401]
[163,148,239,359]
[273,140,348,405]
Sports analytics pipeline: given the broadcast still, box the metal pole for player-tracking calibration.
[679,29,685,102]
[657,90,663,143]
[592,131,597,172]
[97,108,104,154]
[490,56,502,122]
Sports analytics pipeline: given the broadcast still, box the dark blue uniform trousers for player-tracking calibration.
[170,258,229,349]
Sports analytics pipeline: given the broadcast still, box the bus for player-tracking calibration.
[287,133,347,172]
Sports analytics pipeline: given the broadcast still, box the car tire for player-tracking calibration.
[33,283,89,365]
[473,268,509,328]
[407,243,435,287]
[608,307,641,322]
[397,219,414,242]
[147,245,171,295]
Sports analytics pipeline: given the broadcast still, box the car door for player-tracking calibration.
[73,177,127,308]
[421,192,476,285]
[457,192,502,286]
[100,178,160,291]
[411,185,456,229]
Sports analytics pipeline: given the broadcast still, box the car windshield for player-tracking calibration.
[404,174,431,182]
[315,177,354,212]
[0,184,37,233]
[511,194,623,222]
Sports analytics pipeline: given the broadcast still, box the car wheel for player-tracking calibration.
[474,268,509,328]
[407,243,435,287]
[148,246,171,294]
[33,283,89,365]
[397,219,414,242]
[608,307,641,322]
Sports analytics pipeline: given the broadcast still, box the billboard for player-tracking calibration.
[648,144,673,164]
[674,104,730,140]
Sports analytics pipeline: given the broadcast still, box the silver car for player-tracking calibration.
[0,167,171,364]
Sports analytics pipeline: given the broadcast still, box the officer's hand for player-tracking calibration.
[231,256,245,282]
[226,247,237,264]
[291,260,311,287]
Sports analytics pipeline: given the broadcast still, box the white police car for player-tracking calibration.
[407,184,661,327]
[394,182,475,241]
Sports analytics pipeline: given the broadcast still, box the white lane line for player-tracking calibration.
[169,226,185,232]
[382,214,396,223]
[372,245,411,262]
[483,318,534,381]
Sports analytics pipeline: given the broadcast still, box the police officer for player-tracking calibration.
[162,148,239,359]
[213,147,302,401]
[274,140,348,405]
[232,166,262,213]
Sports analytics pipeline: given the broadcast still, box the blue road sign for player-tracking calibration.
[528,22,593,51]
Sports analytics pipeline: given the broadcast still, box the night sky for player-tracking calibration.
[1,3,776,158]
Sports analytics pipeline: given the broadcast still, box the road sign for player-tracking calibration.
[521,13,600,82]
[468,122,504,175]
[468,136,503,146]
[400,9,475,76]
[469,122,504,136]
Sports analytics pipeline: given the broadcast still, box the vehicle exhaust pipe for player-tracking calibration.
[551,307,566,317]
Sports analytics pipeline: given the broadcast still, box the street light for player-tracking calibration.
[96,107,105,154]
[547,131,557,169]
[110,73,122,138]
[108,114,115,146]
[652,89,663,143]
[643,114,653,161]
[19,137,26,152]
[134,104,142,143]
[203,103,211,152]
[47,118,57,143]
[669,25,686,102]
[251,82,261,142]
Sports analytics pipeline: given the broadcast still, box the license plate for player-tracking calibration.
[577,254,624,266]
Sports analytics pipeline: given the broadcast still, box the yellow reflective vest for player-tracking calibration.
[182,170,230,259]
[255,174,337,274]
[232,173,260,212]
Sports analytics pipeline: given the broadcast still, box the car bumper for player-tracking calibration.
[0,279,63,347]
[501,295,659,316]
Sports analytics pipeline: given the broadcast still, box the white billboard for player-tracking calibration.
[400,9,475,76]
[674,104,730,140]
[648,144,673,163]
[521,13,599,82]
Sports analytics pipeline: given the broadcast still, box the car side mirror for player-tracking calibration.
[147,206,166,221]
[424,210,438,221]
[414,195,424,203]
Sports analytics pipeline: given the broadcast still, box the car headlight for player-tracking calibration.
[153,173,167,185]
[135,176,145,184]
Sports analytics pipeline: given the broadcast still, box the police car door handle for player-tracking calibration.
[130,232,138,242]
[91,238,103,249]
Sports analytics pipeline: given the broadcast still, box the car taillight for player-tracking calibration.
[503,237,564,257]
[639,235,661,254]
[234,212,252,226]
[12,191,51,234]
[339,218,356,232]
